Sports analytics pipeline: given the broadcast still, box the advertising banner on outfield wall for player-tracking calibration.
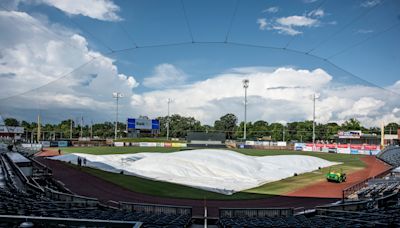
[41,141,50,148]
[139,142,157,147]
[114,142,124,147]
[171,143,187,148]
[156,142,164,147]
[164,142,172,148]
[58,141,68,147]
[295,143,380,155]
[294,143,305,151]
[131,142,140,147]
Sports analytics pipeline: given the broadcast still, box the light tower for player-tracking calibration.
[312,93,319,149]
[242,79,249,140]
[113,92,123,140]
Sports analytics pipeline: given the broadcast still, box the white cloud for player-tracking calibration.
[118,74,139,89]
[258,10,326,36]
[271,25,302,36]
[308,8,324,18]
[361,0,381,8]
[0,10,136,118]
[257,18,268,30]
[129,67,400,127]
[303,0,319,3]
[338,97,385,119]
[143,63,187,89]
[262,6,279,13]
[39,0,121,21]
[276,15,318,27]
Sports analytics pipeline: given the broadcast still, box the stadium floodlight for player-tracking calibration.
[242,79,249,140]
[113,92,123,140]
[311,93,319,149]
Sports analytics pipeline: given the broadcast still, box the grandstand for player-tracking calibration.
[218,184,400,227]
[0,149,192,227]
[378,145,400,167]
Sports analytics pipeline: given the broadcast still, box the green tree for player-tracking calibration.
[157,115,202,138]
[268,122,284,141]
[214,113,238,139]
[385,122,399,134]
[250,120,269,139]
[4,118,19,126]
[341,118,363,131]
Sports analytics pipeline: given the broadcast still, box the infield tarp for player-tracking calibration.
[49,149,339,195]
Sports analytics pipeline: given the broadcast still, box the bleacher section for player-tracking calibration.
[0,190,191,227]
[355,181,400,200]
[0,150,192,227]
[378,145,400,167]
[218,204,400,227]
[218,173,400,228]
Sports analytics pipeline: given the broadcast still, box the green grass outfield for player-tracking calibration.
[61,147,366,200]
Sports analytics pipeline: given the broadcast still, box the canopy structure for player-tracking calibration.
[50,149,339,195]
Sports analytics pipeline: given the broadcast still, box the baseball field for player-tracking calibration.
[55,147,366,200]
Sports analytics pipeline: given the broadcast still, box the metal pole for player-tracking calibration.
[167,98,171,140]
[80,116,83,138]
[312,93,316,148]
[283,128,285,142]
[37,114,41,143]
[115,95,119,140]
[70,119,72,139]
[90,121,93,139]
[113,92,123,140]
[244,86,247,140]
[243,79,249,140]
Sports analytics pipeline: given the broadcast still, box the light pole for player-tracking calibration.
[242,79,249,140]
[166,98,172,140]
[113,92,123,140]
[312,93,319,149]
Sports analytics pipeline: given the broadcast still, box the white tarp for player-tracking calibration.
[49,149,339,195]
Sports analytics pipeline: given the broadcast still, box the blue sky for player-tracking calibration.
[0,0,399,126]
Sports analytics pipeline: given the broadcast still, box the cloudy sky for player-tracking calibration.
[0,0,399,127]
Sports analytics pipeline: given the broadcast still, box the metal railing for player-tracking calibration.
[219,207,294,218]
[118,201,192,216]
[0,215,142,228]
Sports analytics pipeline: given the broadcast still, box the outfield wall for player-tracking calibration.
[113,141,187,148]
[294,143,381,155]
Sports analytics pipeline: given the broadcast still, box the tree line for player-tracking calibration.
[2,114,399,142]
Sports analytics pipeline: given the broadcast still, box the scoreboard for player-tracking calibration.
[127,118,160,130]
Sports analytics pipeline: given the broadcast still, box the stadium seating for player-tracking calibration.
[378,145,400,167]
[0,151,192,227]
[0,188,191,227]
[356,181,400,200]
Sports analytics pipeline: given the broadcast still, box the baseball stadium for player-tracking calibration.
[1,0,400,227]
